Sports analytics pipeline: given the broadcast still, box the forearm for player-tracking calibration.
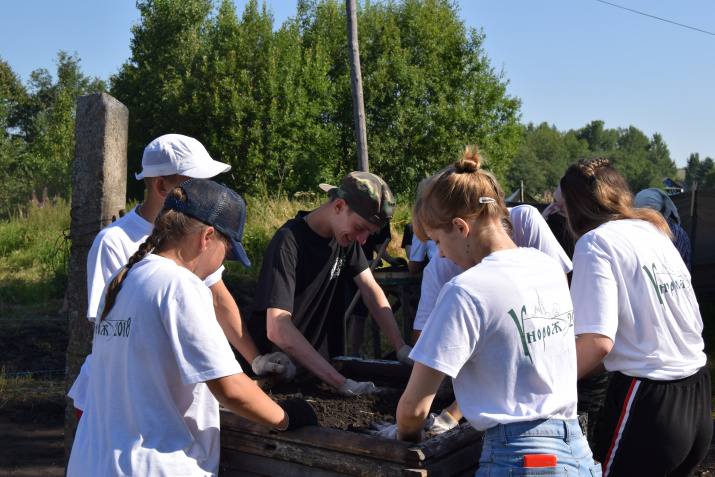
[207,373,288,429]
[576,333,613,380]
[211,281,261,364]
[444,400,463,422]
[397,362,443,442]
[408,260,426,274]
[267,309,346,390]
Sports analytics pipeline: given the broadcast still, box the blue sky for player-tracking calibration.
[1,0,713,168]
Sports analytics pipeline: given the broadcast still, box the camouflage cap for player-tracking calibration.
[319,172,395,227]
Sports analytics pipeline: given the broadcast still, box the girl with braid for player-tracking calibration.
[67,179,316,477]
[561,157,710,476]
[396,149,599,475]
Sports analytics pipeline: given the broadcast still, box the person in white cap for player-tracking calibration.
[69,134,294,420]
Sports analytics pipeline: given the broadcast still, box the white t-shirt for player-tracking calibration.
[72,207,224,411]
[409,237,439,263]
[571,219,705,380]
[411,248,577,432]
[67,255,242,477]
[412,205,572,330]
[86,207,224,320]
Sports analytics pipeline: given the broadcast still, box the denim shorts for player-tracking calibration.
[477,419,602,476]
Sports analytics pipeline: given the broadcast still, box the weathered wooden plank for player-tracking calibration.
[221,448,352,477]
[405,424,483,461]
[332,356,413,381]
[416,433,482,477]
[220,432,408,476]
[221,410,412,463]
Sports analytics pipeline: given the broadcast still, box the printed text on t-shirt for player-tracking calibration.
[508,295,573,364]
[95,317,132,340]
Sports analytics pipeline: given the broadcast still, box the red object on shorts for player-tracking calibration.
[523,455,557,467]
[76,409,83,421]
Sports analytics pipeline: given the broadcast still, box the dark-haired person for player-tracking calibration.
[247,172,412,397]
[634,187,692,271]
[561,157,710,477]
[67,180,316,477]
[395,148,599,475]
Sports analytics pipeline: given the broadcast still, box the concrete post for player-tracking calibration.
[64,93,128,461]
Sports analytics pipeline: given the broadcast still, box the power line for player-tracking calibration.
[596,0,715,36]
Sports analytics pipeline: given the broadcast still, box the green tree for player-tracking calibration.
[0,57,28,136]
[684,153,700,189]
[112,0,522,198]
[0,52,105,212]
[111,0,215,198]
[699,157,715,189]
[505,122,589,198]
[576,120,618,154]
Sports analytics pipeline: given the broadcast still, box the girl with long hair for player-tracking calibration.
[562,157,710,476]
[67,179,316,477]
[396,148,599,476]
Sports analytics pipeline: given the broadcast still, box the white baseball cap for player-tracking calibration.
[135,134,231,180]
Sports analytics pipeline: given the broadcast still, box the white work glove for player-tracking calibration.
[368,421,399,439]
[368,420,428,441]
[251,352,296,381]
[339,378,377,397]
[396,345,414,366]
[424,409,459,438]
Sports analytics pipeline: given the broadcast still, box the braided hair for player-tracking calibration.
[559,157,670,240]
[98,187,231,322]
[413,146,513,243]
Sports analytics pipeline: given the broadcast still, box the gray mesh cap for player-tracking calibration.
[163,179,251,268]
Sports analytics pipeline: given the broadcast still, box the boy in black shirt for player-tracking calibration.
[248,172,413,396]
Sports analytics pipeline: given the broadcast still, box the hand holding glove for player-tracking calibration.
[424,409,459,438]
[277,397,318,431]
[339,378,377,397]
[252,352,296,381]
[396,345,414,366]
[368,409,458,440]
[368,421,399,439]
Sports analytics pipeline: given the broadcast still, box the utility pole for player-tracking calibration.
[346,0,368,172]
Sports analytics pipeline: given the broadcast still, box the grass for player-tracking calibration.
[0,200,71,315]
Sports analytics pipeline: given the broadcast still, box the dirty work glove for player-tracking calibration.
[339,379,377,397]
[424,410,459,438]
[277,397,318,431]
[368,421,399,439]
[396,345,414,366]
[252,352,296,381]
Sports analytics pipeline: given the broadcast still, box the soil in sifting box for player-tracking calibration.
[262,372,454,433]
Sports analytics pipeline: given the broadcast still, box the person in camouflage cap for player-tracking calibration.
[319,171,395,228]
[246,171,412,397]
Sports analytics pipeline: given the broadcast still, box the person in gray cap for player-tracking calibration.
[247,172,413,396]
[634,187,691,271]
[69,135,294,420]
[68,179,316,477]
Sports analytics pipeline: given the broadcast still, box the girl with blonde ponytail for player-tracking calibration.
[561,157,709,476]
[68,179,317,477]
[396,148,598,475]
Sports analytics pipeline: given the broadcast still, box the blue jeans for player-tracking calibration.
[477,419,602,476]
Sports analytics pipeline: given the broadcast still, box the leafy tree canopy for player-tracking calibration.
[111,0,522,199]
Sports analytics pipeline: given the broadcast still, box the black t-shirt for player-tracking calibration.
[248,211,368,356]
[362,223,391,259]
[401,223,414,249]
